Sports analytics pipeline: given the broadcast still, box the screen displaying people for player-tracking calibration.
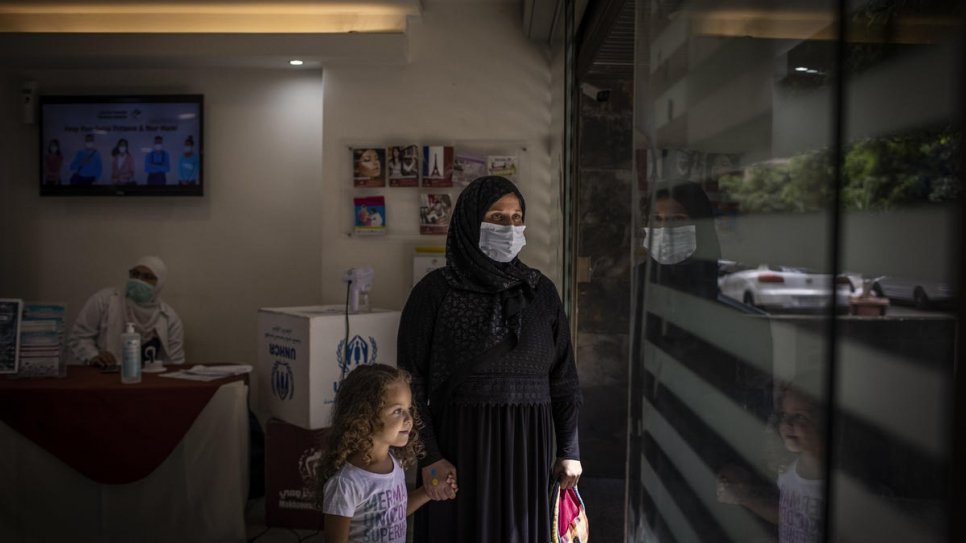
[43,132,200,187]
[40,98,201,188]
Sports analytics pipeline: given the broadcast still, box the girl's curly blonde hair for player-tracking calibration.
[317,364,424,497]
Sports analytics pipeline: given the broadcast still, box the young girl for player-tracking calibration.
[717,373,825,543]
[318,364,456,543]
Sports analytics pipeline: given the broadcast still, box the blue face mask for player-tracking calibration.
[126,279,154,304]
[479,223,526,263]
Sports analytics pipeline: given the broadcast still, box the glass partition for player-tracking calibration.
[626,1,961,541]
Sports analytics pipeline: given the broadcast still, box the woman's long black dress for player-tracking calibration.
[398,269,581,543]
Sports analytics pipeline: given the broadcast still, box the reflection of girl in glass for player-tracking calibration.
[179,135,200,185]
[44,139,63,184]
[355,148,382,179]
[111,138,135,184]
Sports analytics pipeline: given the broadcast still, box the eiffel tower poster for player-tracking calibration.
[422,145,454,188]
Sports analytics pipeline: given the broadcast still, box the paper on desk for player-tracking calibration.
[159,364,253,381]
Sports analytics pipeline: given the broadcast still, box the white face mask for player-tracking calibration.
[479,223,526,263]
[644,225,697,265]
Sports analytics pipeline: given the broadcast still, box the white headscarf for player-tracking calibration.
[125,255,168,338]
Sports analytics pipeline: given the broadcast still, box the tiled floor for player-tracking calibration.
[579,476,626,543]
[245,498,325,543]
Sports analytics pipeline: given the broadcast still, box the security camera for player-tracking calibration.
[580,82,611,102]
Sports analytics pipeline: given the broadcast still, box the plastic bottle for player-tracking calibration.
[121,322,142,384]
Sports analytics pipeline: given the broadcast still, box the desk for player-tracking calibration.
[0,367,249,542]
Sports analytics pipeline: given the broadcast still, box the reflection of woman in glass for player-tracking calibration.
[388,146,404,177]
[355,148,382,179]
[178,135,200,185]
[145,135,170,185]
[110,138,135,184]
[628,181,774,536]
[44,139,63,184]
[642,182,719,298]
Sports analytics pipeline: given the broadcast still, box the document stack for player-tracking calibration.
[18,302,67,378]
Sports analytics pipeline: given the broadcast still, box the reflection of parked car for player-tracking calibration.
[718,262,856,313]
[872,276,956,309]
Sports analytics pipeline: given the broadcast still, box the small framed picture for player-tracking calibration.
[352,147,386,187]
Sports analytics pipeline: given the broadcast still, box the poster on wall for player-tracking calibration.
[453,152,487,188]
[422,145,453,187]
[387,145,419,187]
[487,155,518,182]
[39,95,203,195]
[419,193,453,235]
[352,147,386,187]
[353,196,386,236]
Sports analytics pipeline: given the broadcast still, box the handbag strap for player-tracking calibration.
[429,337,514,416]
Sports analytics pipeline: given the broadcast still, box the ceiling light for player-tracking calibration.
[289,59,304,66]
[795,66,809,72]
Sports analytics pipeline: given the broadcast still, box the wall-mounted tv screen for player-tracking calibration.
[39,94,203,196]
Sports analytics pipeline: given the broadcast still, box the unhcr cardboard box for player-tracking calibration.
[256,305,400,430]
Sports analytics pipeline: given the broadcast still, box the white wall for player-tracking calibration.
[0,0,562,366]
[319,1,559,310]
[0,68,325,365]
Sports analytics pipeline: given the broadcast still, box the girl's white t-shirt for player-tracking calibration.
[777,458,824,543]
[322,455,408,543]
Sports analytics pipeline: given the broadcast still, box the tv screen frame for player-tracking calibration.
[39,94,204,196]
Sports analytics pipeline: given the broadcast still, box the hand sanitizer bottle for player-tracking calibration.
[121,322,142,384]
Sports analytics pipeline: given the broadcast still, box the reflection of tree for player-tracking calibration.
[719,127,960,213]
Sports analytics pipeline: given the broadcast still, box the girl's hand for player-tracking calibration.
[716,465,753,504]
[444,473,458,497]
[422,459,457,500]
[554,458,582,489]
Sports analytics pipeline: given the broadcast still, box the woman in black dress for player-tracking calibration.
[398,175,582,543]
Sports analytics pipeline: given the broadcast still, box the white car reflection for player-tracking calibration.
[718,262,856,313]
[871,276,956,309]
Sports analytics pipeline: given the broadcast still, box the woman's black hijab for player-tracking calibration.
[648,181,721,300]
[443,176,541,339]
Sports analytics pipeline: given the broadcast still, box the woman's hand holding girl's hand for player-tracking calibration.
[422,459,458,500]
[554,458,582,489]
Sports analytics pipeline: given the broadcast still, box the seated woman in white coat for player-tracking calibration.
[69,256,185,367]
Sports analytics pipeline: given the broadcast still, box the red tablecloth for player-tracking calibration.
[0,366,246,484]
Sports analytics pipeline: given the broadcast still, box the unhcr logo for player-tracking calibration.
[334,335,378,393]
[272,360,295,401]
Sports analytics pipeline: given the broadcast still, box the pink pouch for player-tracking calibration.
[550,482,589,543]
